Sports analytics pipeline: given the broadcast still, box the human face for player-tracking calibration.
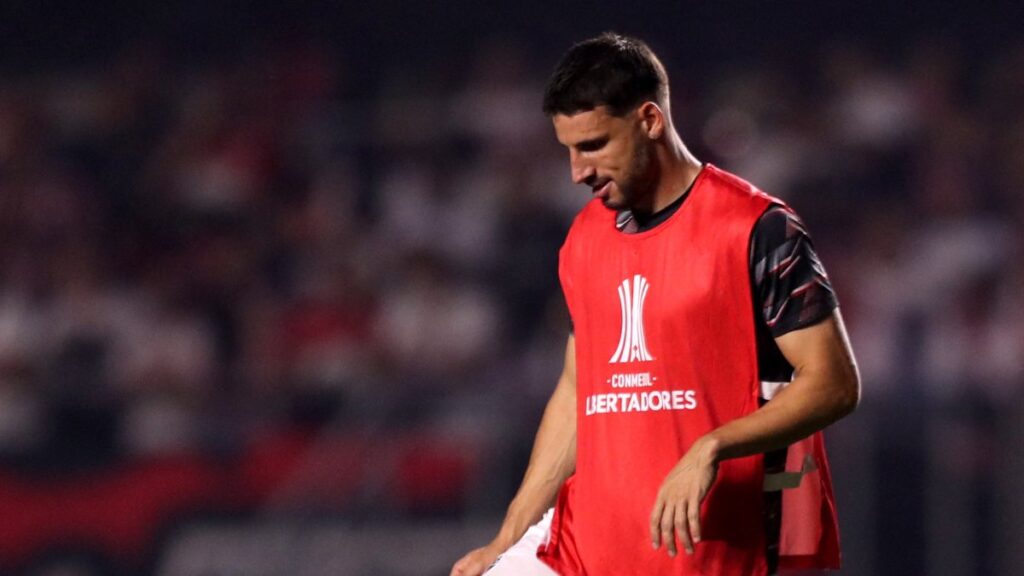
[552,106,655,211]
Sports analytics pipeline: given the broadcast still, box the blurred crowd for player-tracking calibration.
[0,31,1022,575]
[0,43,575,474]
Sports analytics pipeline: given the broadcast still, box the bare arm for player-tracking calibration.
[705,310,860,459]
[451,335,578,576]
[650,310,860,557]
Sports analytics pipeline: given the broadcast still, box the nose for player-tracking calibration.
[570,150,595,185]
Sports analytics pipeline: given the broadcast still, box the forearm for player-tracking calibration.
[493,373,577,550]
[704,369,856,464]
[704,315,860,465]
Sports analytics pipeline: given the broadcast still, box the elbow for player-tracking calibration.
[814,360,860,423]
[835,367,861,420]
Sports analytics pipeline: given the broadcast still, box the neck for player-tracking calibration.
[632,129,702,217]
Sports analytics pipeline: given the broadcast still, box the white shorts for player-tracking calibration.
[484,508,558,576]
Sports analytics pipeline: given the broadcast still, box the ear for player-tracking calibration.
[636,102,665,140]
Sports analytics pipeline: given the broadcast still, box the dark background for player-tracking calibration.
[0,2,1022,575]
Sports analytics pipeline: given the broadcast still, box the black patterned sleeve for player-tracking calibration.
[750,206,838,338]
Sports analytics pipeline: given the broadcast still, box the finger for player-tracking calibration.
[688,488,703,546]
[660,504,677,557]
[650,498,665,549]
[676,500,694,555]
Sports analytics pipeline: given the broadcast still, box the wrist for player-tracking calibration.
[493,525,522,552]
[491,533,513,553]
[699,433,724,466]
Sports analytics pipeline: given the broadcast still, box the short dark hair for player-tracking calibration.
[542,32,669,117]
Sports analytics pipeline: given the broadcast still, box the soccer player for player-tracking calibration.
[451,33,860,576]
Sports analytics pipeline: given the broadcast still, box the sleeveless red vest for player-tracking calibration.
[538,165,840,575]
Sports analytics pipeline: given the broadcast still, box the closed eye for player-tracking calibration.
[575,138,608,153]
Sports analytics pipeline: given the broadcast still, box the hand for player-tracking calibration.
[450,543,503,576]
[649,436,719,558]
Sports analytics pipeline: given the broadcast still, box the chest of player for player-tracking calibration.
[561,188,773,430]
[569,215,753,365]
[577,235,724,346]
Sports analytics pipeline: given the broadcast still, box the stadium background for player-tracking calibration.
[1,2,1022,575]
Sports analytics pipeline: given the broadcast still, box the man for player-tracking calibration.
[451,33,859,576]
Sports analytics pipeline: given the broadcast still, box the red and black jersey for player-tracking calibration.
[614,168,839,384]
[538,164,840,576]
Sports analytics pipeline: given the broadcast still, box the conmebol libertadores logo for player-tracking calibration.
[609,274,654,363]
